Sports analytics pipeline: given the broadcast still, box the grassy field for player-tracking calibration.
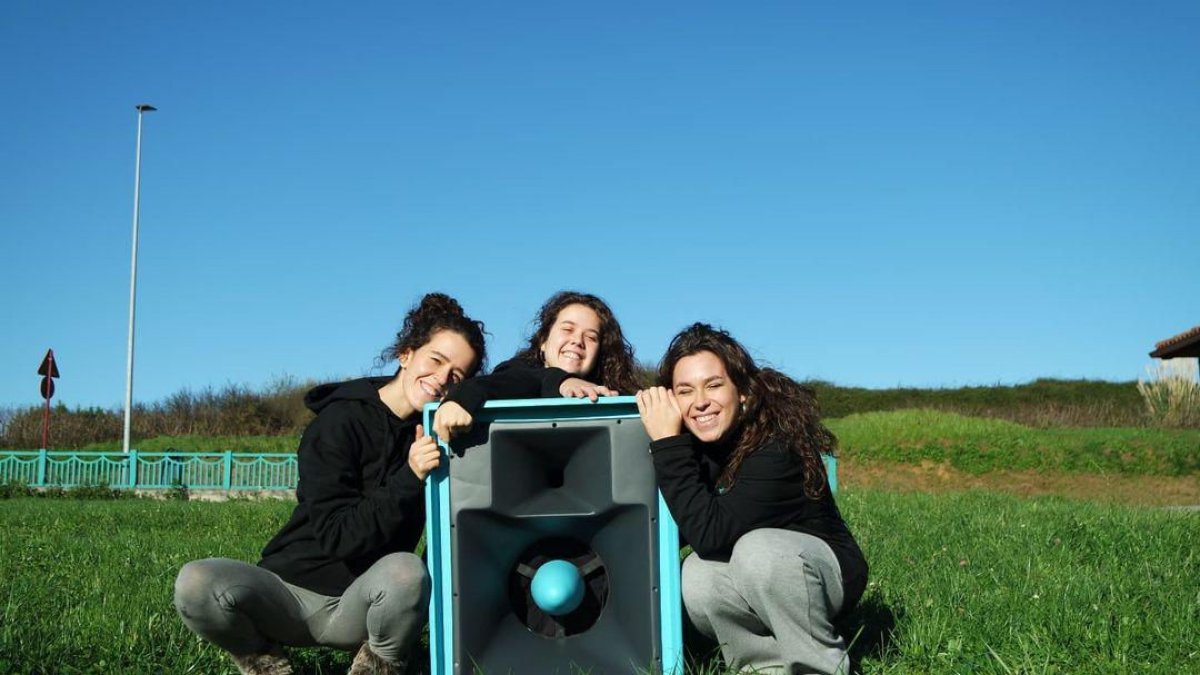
[828,409,1200,476]
[1,491,1196,674]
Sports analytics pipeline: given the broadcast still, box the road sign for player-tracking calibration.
[38,349,59,449]
[38,349,60,378]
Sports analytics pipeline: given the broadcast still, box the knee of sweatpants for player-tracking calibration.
[174,559,225,617]
[369,553,431,611]
[728,529,791,591]
[681,552,725,617]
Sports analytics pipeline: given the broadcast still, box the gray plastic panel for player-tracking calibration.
[449,417,663,674]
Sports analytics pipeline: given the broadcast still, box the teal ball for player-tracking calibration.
[530,559,585,616]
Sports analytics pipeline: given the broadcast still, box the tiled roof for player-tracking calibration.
[1155,325,1200,350]
[1151,325,1200,358]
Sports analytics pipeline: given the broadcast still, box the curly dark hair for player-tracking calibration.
[511,291,641,394]
[379,293,488,376]
[658,323,835,499]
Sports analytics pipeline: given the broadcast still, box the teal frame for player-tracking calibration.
[423,397,685,675]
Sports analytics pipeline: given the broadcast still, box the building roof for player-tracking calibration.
[1150,325,1200,359]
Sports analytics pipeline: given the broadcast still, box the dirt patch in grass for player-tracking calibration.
[841,458,1200,507]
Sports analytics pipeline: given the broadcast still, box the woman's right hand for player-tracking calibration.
[560,377,615,401]
[636,387,683,441]
[408,424,441,481]
[432,401,474,441]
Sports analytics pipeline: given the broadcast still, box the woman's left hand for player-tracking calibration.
[408,424,441,481]
[560,377,615,402]
[432,401,473,441]
[636,387,683,441]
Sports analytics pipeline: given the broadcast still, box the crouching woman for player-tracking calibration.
[432,290,641,441]
[173,293,486,675]
[636,324,867,675]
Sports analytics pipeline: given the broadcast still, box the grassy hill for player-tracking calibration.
[808,378,1146,427]
[828,409,1200,476]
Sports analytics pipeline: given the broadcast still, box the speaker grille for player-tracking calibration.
[448,418,662,674]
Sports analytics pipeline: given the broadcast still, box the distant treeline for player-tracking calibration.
[0,375,1170,450]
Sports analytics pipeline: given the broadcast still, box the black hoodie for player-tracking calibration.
[258,377,425,596]
[649,434,868,617]
[443,356,571,415]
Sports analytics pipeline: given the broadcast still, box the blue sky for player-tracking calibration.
[2,1,1198,409]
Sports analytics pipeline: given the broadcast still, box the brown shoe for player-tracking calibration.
[348,643,403,675]
[230,645,294,675]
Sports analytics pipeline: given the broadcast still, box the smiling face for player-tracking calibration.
[539,303,601,377]
[671,350,746,444]
[396,329,477,417]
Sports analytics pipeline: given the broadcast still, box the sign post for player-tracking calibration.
[37,349,60,450]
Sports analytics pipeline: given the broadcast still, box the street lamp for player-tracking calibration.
[123,103,156,454]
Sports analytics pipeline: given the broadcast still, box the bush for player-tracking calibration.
[64,483,135,500]
[0,379,318,450]
[0,406,16,438]
[0,480,31,499]
[808,378,1154,428]
[1,404,123,450]
[0,481,136,500]
[1137,359,1200,428]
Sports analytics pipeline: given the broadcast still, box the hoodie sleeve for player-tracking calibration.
[298,409,424,561]
[444,358,571,415]
[649,435,804,560]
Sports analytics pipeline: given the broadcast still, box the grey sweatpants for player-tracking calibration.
[173,553,429,665]
[682,529,848,675]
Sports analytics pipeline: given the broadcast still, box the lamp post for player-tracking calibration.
[123,103,156,454]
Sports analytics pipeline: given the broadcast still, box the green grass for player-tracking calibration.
[77,435,300,454]
[0,498,353,674]
[839,490,1199,674]
[829,409,1200,476]
[810,378,1149,428]
[2,491,1196,674]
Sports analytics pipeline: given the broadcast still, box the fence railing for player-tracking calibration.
[0,451,297,491]
[0,450,837,493]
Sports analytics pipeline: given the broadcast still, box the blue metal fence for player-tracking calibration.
[0,451,297,491]
[0,450,837,493]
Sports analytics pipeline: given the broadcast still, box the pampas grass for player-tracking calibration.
[1137,358,1200,427]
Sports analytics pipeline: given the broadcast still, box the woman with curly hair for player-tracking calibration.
[173,293,487,675]
[636,323,867,675]
[432,290,640,440]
